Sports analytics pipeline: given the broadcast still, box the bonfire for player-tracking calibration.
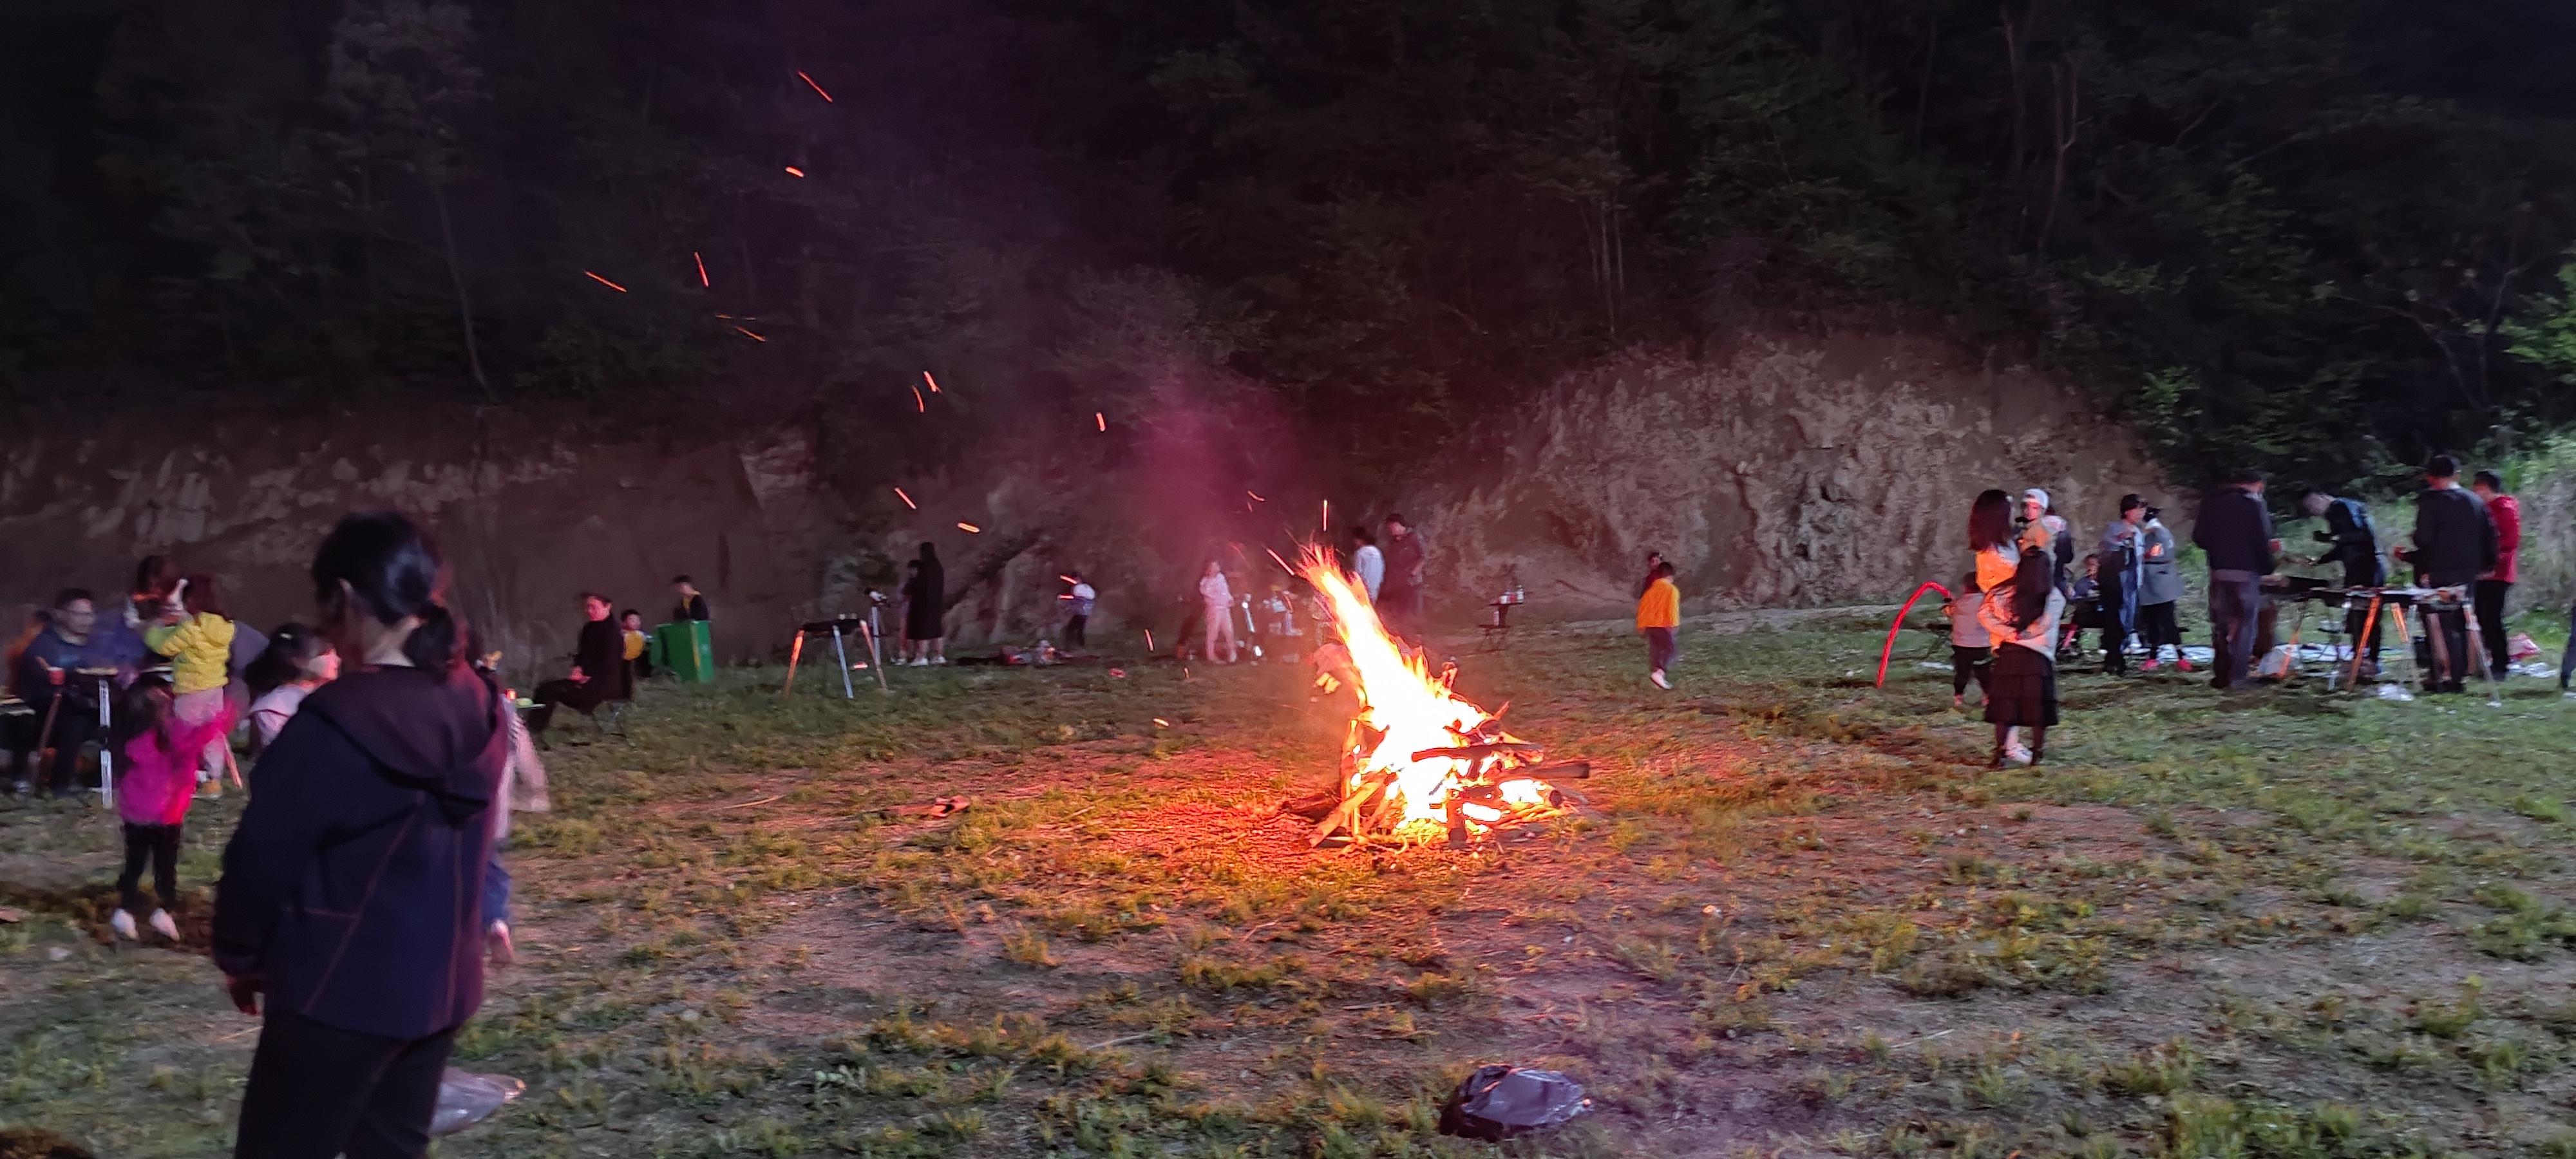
[1296,549,1586,847]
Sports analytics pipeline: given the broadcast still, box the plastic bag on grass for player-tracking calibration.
[1437,1064,1591,1141]
[431,1069,526,1137]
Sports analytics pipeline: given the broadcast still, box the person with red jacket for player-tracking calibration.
[111,682,234,941]
[2470,470,2521,679]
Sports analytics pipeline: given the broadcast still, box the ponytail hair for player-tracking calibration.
[245,622,332,696]
[311,512,466,673]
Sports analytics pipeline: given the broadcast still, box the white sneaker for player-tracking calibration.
[1649,670,1672,690]
[110,910,137,941]
[149,910,179,941]
[2004,744,2032,766]
[909,659,928,667]
[933,657,948,665]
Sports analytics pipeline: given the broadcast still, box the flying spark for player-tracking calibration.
[911,384,926,412]
[893,487,916,509]
[1144,629,1156,652]
[583,270,628,293]
[956,522,981,533]
[732,326,766,342]
[1265,547,1294,574]
[1322,499,1331,531]
[1059,574,1079,585]
[1094,411,1106,431]
[1153,718,1172,728]
[922,370,941,393]
[693,251,710,287]
[795,70,834,103]
[783,165,806,178]
[1247,490,1266,502]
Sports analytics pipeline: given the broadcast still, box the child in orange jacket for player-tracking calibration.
[1636,561,1680,690]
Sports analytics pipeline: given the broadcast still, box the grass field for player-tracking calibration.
[6,605,2576,1158]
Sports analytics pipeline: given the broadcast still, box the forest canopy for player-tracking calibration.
[5,0,2575,489]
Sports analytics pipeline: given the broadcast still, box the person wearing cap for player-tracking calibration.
[2020,489,2072,593]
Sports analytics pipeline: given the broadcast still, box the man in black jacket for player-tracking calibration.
[527,593,625,735]
[2394,455,2497,693]
[2303,490,2387,673]
[2192,470,2277,691]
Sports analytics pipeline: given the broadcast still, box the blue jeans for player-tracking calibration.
[2207,570,2264,690]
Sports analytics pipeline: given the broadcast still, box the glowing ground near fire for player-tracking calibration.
[6,612,2576,1157]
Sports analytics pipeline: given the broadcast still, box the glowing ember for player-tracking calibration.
[1322,499,1330,531]
[733,326,767,342]
[583,270,628,292]
[956,522,981,533]
[911,384,926,412]
[694,251,710,287]
[1247,490,1266,502]
[1297,547,1577,845]
[893,487,916,509]
[1095,411,1106,431]
[922,370,941,393]
[1144,629,1156,652]
[796,70,835,103]
[784,165,806,178]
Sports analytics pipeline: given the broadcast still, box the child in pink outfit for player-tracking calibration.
[111,683,233,941]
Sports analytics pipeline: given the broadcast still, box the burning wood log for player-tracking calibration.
[1408,742,1542,764]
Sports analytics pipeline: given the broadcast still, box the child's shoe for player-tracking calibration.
[110,910,138,941]
[2177,657,2196,673]
[149,910,180,941]
[2141,658,2161,672]
[1649,670,1672,690]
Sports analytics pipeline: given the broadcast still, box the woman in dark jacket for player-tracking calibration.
[213,513,507,1159]
[902,542,947,665]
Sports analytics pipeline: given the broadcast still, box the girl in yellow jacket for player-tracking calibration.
[146,575,239,790]
[1637,561,1681,690]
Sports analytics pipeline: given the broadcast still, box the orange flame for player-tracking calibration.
[1298,547,1548,833]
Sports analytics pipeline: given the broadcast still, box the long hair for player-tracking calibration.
[245,623,330,697]
[311,512,464,672]
[2008,550,2054,627]
[180,574,226,619]
[1969,489,2014,552]
[114,681,176,753]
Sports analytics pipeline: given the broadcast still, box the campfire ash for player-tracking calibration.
[1294,549,1587,848]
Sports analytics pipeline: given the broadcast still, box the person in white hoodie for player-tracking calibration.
[1198,561,1238,663]
[1977,551,2065,768]
[1349,527,1385,602]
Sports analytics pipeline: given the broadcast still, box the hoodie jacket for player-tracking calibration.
[213,664,506,1039]
[1636,577,1680,630]
[146,612,237,695]
[118,707,236,827]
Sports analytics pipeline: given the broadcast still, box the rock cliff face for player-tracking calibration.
[1,329,2176,666]
[1411,332,2174,616]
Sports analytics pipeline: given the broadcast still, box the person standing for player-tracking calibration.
[1378,514,1427,645]
[1063,573,1096,648]
[245,625,342,753]
[671,576,710,623]
[2302,489,2387,675]
[1198,561,1239,663]
[109,681,231,942]
[1636,561,1680,690]
[214,511,508,1159]
[2096,496,2146,674]
[2192,470,2277,692]
[1970,489,2021,594]
[1977,552,2065,767]
[2469,470,2521,679]
[526,594,623,735]
[2135,505,2190,672]
[1947,571,1993,708]
[903,544,947,665]
[1349,528,1385,603]
[1636,551,1666,598]
[9,590,106,798]
[147,574,240,795]
[2021,489,2072,591]
[2394,455,2497,693]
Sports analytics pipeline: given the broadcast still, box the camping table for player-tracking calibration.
[1479,600,1519,652]
[784,617,886,699]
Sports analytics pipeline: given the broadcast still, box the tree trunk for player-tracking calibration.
[429,179,491,398]
[2038,56,2079,254]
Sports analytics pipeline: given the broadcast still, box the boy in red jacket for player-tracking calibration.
[2470,470,2521,680]
[111,683,234,941]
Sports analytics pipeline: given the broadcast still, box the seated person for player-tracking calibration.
[527,594,625,735]
[10,590,108,797]
[620,609,652,683]
[2062,555,2107,655]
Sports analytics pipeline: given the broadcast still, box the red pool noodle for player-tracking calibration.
[1875,581,1952,688]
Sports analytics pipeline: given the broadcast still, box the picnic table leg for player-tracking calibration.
[96,675,115,807]
[860,623,890,693]
[831,627,855,700]
[2389,605,2420,692]
[783,630,804,698]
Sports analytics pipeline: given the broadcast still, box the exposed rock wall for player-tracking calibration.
[1412,333,2175,616]
[3,328,2198,664]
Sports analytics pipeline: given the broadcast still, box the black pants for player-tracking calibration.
[1064,614,1088,648]
[2137,601,2183,660]
[526,678,603,735]
[2474,580,2512,677]
[1952,645,1992,697]
[235,1010,456,1159]
[8,704,98,795]
[2099,570,2130,674]
[118,823,182,916]
[2561,603,2575,691]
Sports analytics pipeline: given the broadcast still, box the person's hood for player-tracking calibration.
[2023,487,2050,511]
[304,664,504,824]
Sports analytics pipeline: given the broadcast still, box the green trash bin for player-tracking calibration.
[656,621,714,683]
